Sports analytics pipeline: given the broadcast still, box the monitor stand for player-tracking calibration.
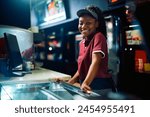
[1,59,32,77]
[5,69,25,77]
[5,65,32,77]
[9,67,32,77]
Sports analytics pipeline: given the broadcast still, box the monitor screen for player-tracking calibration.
[30,0,67,29]
[4,33,23,69]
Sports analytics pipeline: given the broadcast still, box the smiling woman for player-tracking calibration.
[67,5,116,93]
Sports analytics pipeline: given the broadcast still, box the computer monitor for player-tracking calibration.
[4,33,24,76]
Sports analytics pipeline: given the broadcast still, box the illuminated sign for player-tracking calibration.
[108,0,125,5]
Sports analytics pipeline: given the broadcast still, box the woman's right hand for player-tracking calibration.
[67,70,79,84]
[67,78,76,84]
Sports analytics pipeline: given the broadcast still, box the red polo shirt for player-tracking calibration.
[77,32,111,80]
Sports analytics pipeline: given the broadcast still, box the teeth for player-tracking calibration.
[82,30,89,33]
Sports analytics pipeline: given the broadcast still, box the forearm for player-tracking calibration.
[68,70,79,84]
[83,53,102,86]
[83,61,99,85]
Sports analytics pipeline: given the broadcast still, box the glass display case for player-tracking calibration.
[0,82,104,100]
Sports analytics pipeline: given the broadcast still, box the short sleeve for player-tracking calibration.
[92,32,107,58]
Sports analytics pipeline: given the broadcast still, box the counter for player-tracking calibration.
[0,68,111,100]
[0,67,71,84]
[0,67,72,100]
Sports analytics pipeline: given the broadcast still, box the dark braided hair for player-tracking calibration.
[85,5,107,38]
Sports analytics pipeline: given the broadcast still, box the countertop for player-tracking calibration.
[0,67,71,85]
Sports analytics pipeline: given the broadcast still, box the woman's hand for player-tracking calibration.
[67,78,76,84]
[67,70,80,84]
[81,83,92,93]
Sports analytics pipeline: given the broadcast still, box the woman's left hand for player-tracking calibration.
[81,83,92,93]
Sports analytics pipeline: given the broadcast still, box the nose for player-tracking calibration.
[81,24,87,29]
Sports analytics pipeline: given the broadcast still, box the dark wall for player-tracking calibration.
[0,0,30,29]
[66,0,108,19]
[0,0,108,29]
[136,2,150,57]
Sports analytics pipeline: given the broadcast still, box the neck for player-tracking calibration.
[86,31,97,40]
[84,31,97,46]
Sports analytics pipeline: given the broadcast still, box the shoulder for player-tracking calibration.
[94,32,106,39]
[93,32,107,43]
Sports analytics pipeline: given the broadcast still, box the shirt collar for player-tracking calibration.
[84,31,97,46]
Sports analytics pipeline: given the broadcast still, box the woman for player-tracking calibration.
[68,5,115,93]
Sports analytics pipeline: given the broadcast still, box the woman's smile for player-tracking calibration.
[81,29,89,35]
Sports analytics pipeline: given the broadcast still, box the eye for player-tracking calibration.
[86,22,91,25]
[79,22,83,26]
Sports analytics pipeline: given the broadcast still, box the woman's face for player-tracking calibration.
[78,15,98,38]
